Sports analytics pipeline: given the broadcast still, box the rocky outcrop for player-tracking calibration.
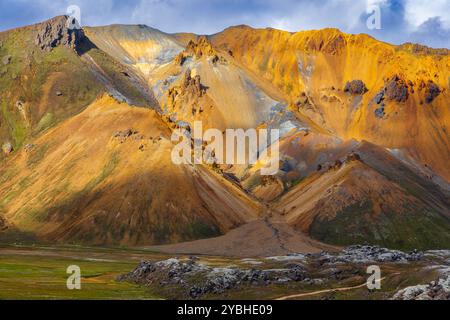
[168,69,207,107]
[393,275,450,300]
[118,257,308,299]
[0,216,8,231]
[370,75,410,118]
[344,80,368,95]
[174,36,227,66]
[345,152,362,163]
[374,107,386,119]
[423,80,441,104]
[34,15,85,52]
[119,245,428,299]
[2,55,11,65]
[112,129,145,143]
[384,75,409,102]
[186,36,216,58]
[331,245,423,264]
[24,144,35,152]
[2,142,13,155]
[182,69,205,96]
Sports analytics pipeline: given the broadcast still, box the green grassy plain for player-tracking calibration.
[0,245,163,300]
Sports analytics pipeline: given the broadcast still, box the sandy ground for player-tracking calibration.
[149,214,339,257]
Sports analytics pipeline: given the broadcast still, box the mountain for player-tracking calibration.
[0,95,260,245]
[0,16,158,153]
[275,142,450,250]
[210,26,450,182]
[0,16,449,251]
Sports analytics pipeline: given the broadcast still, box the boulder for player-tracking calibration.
[2,55,11,65]
[424,80,441,104]
[375,106,386,119]
[344,80,368,95]
[2,142,13,155]
[385,75,409,102]
[393,275,450,300]
[345,152,361,163]
[24,144,36,152]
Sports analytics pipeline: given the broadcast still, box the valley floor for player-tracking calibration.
[0,245,164,299]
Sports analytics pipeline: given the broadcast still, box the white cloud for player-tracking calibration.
[404,0,450,29]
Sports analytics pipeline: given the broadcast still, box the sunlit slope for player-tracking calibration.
[211,26,450,181]
[150,40,285,130]
[84,25,184,79]
[0,96,260,245]
[0,16,158,159]
[85,26,288,130]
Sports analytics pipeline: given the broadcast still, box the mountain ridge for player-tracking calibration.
[0,16,449,252]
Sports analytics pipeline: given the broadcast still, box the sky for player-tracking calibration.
[0,0,449,48]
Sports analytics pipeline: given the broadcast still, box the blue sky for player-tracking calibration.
[0,0,449,48]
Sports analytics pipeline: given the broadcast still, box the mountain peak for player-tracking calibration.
[34,15,85,51]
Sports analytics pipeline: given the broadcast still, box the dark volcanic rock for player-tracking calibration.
[334,245,423,263]
[424,80,441,104]
[35,15,85,52]
[119,257,308,299]
[385,75,409,102]
[375,106,386,119]
[374,91,385,104]
[344,80,368,95]
[345,152,361,163]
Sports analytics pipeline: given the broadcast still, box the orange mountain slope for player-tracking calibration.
[0,95,260,245]
[210,26,450,181]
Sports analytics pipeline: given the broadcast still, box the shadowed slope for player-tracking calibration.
[275,142,450,250]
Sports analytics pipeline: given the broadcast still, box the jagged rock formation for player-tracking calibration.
[384,75,409,102]
[174,36,227,66]
[35,15,85,51]
[167,69,207,112]
[181,68,206,97]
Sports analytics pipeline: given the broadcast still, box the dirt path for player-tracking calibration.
[275,276,388,300]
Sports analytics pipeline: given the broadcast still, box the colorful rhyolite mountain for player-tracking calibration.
[0,16,449,251]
